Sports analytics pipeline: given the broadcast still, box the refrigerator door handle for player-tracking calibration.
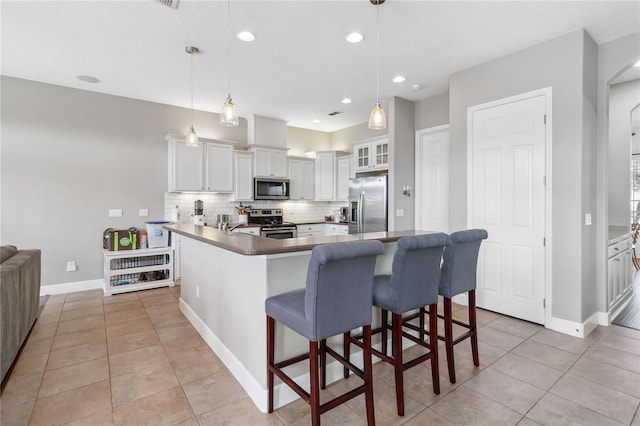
[359,192,364,233]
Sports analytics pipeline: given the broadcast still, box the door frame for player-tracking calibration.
[415,124,450,232]
[466,87,553,326]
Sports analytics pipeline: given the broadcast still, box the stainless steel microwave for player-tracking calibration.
[254,178,290,200]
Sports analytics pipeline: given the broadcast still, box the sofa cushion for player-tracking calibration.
[0,245,18,263]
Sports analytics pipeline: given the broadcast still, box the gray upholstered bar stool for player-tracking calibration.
[438,229,488,383]
[345,233,450,417]
[266,240,384,426]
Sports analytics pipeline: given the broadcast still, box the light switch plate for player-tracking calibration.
[109,209,123,217]
[396,209,404,217]
[139,209,149,217]
[585,213,592,226]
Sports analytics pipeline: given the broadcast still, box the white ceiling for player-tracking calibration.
[2,1,639,132]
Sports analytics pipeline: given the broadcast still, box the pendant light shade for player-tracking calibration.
[368,102,386,129]
[186,126,199,146]
[368,0,386,130]
[220,0,239,127]
[185,46,200,147]
[220,95,238,126]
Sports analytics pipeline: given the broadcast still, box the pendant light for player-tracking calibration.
[185,46,200,147]
[368,0,386,130]
[220,0,239,127]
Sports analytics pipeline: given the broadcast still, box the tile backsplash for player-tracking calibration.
[164,193,348,225]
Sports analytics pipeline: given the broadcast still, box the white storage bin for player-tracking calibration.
[146,221,170,248]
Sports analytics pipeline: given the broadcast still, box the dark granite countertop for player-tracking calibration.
[165,223,434,256]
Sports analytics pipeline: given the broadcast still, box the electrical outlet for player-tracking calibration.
[196,285,200,299]
[139,209,149,217]
[585,213,592,226]
[66,261,77,272]
[109,209,123,217]
[396,209,404,217]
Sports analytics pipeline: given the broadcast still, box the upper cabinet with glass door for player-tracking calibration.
[353,137,389,172]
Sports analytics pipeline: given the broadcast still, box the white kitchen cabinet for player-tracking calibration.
[314,151,336,201]
[166,134,237,192]
[607,236,633,312]
[297,223,324,237]
[324,223,348,236]
[103,247,174,296]
[252,146,288,178]
[353,138,389,172]
[233,151,254,201]
[288,157,315,200]
[336,155,353,201]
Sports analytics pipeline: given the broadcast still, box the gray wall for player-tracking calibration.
[581,32,599,320]
[448,29,596,323]
[286,126,332,157]
[415,92,449,130]
[330,122,387,152]
[596,32,640,313]
[389,97,416,231]
[608,79,640,226]
[1,76,247,287]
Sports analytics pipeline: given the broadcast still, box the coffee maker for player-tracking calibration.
[193,200,204,225]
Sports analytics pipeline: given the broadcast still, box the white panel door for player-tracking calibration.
[470,94,546,324]
[415,126,449,232]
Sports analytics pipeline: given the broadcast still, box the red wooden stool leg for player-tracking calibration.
[310,341,320,426]
[392,313,404,416]
[267,316,275,413]
[469,290,479,367]
[444,298,456,383]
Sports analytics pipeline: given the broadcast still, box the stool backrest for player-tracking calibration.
[389,233,450,312]
[439,229,488,298]
[305,240,385,340]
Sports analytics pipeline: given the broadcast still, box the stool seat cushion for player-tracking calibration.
[266,240,384,342]
[372,233,449,314]
[372,275,394,312]
[265,289,313,340]
[439,229,488,298]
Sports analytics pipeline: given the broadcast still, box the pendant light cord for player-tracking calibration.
[226,0,231,99]
[190,49,194,126]
[375,1,380,104]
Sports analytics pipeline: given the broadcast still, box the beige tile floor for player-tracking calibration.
[1,286,639,425]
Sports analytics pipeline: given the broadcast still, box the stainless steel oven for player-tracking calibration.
[260,225,297,239]
[248,208,297,239]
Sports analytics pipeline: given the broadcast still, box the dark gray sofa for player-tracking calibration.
[1,245,41,382]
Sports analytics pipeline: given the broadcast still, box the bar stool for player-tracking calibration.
[345,233,449,416]
[438,229,488,383]
[266,240,384,426]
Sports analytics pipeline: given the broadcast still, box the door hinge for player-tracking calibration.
[543,237,546,247]
[543,176,546,186]
[543,298,546,308]
[543,114,547,125]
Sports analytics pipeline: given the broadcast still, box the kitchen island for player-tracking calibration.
[165,224,436,412]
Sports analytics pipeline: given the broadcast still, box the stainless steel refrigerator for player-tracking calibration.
[348,174,388,234]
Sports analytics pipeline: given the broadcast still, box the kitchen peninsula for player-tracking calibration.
[165,223,435,412]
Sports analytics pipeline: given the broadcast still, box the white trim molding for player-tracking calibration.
[39,278,103,296]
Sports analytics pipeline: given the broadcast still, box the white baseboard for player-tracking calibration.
[179,298,398,413]
[40,279,103,296]
[545,312,599,338]
[596,287,634,326]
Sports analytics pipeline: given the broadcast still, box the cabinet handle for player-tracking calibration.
[614,247,620,251]
[614,258,621,262]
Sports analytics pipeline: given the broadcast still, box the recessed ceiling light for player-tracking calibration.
[392,76,406,83]
[76,75,100,83]
[237,31,256,42]
[346,32,364,44]
[341,98,352,104]
[634,60,640,67]
[312,119,320,123]
[412,84,422,91]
